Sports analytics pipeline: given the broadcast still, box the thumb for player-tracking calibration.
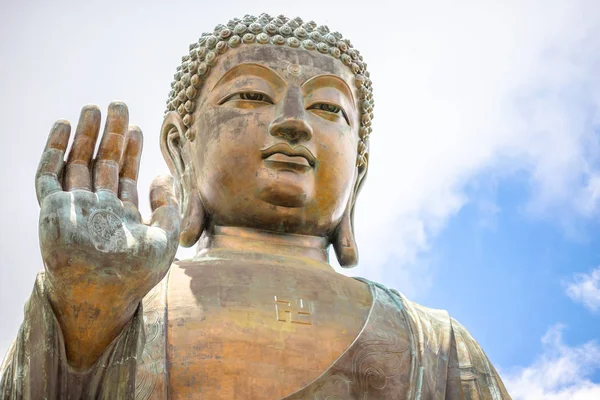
[149,175,181,238]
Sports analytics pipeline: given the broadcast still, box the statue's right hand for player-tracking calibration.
[35,102,180,369]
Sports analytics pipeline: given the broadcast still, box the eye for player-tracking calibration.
[308,102,349,125]
[239,92,270,102]
[219,91,274,105]
[310,103,342,114]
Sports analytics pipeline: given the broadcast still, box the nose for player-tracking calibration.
[269,86,313,142]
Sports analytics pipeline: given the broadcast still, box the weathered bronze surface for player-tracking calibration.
[0,13,511,399]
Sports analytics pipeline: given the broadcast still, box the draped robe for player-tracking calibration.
[1,270,511,399]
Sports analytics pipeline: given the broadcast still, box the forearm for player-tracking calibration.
[1,272,146,398]
[45,276,142,370]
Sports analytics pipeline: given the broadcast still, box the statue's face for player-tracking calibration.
[190,45,360,236]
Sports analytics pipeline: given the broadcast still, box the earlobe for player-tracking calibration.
[160,111,205,247]
[180,189,205,247]
[332,202,359,268]
[332,152,368,268]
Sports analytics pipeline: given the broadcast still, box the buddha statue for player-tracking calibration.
[0,14,511,400]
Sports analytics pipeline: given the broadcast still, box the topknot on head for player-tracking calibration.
[166,14,374,167]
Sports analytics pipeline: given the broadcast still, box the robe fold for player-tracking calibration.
[1,272,511,399]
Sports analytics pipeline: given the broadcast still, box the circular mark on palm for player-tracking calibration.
[88,209,127,252]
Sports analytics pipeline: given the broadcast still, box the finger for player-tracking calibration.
[149,175,181,236]
[64,105,101,191]
[93,101,128,193]
[35,120,71,204]
[118,126,143,207]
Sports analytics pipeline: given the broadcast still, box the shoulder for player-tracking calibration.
[363,280,511,398]
[365,281,485,361]
[399,291,452,332]
[358,279,455,370]
[396,292,512,399]
[446,317,511,398]
[362,280,454,350]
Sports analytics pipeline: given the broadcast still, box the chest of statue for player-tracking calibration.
[165,255,376,399]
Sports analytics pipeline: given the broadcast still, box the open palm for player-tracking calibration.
[35,102,180,369]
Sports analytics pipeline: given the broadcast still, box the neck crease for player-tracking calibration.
[195,225,330,263]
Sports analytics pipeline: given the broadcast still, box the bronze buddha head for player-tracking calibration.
[159,14,374,267]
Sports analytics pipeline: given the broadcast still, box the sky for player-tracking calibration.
[1,0,599,398]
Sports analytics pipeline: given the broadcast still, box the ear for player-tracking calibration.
[160,111,205,247]
[332,152,369,268]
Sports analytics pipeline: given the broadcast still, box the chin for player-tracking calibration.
[257,170,314,208]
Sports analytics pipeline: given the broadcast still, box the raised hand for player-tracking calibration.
[36,102,180,370]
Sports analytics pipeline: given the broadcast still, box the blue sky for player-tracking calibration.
[425,171,600,375]
[1,1,600,398]
[361,164,600,396]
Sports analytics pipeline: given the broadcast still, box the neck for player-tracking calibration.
[195,225,330,263]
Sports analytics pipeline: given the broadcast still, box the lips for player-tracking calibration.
[265,153,311,167]
[260,143,317,169]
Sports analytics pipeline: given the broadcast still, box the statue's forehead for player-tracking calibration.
[207,45,354,87]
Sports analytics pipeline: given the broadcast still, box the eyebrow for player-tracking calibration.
[211,63,286,91]
[301,74,356,107]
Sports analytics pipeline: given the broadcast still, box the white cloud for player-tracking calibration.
[503,324,600,400]
[344,0,600,294]
[565,267,600,312]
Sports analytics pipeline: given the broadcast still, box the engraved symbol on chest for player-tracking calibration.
[274,296,313,325]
